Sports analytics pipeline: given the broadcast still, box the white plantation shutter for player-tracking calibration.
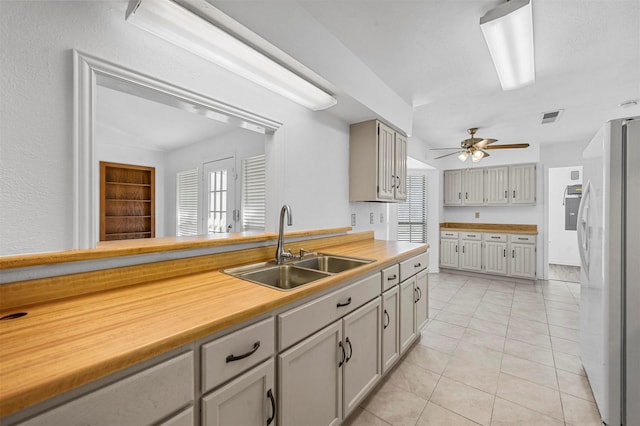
[397,175,427,243]
[176,168,199,236]
[242,155,266,230]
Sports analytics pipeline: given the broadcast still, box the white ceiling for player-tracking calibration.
[214,0,640,152]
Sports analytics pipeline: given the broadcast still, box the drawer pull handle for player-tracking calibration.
[383,309,390,329]
[518,237,528,240]
[414,288,419,303]
[345,337,353,363]
[387,274,397,281]
[505,190,508,199]
[338,341,346,367]
[512,250,515,258]
[491,236,500,239]
[503,249,506,257]
[414,262,422,268]
[337,297,352,308]
[416,286,422,301]
[226,341,260,363]
[468,234,476,237]
[267,389,276,426]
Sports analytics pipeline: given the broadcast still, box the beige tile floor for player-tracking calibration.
[344,272,601,426]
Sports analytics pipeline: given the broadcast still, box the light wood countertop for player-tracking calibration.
[440,222,538,235]
[0,237,427,417]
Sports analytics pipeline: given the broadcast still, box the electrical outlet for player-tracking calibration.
[475,212,480,219]
[351,213,356,227]
[380,213,384,223]
[369,212,374,224]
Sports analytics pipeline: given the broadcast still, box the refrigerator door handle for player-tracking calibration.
[577,180,591,274]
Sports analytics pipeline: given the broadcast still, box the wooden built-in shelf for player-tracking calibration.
[100,162,155,242]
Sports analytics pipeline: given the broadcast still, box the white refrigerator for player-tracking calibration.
[578,117,639,426]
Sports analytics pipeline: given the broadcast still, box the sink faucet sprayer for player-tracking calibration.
[276,204,293,264]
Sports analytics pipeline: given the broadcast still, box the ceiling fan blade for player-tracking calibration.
[474,138,498,148]
[430,147,460,150]
[484,143,530,150]
[434,151,463,160]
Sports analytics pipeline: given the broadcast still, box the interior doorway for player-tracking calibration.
[547,166,582,282]
[203,157,236,234]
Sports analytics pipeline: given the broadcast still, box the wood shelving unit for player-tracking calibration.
[100,162,155,241]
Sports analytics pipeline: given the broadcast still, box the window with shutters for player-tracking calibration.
[242,155,266,231]
[176,168,199,236]
[397,175,427,243]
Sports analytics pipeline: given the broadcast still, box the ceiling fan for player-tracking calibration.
[431,128,530,162]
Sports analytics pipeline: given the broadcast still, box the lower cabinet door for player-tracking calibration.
[510,243,536,278]
[460,240,482,272]
[381,287,400,374]
[278,321,343,426]
[342,298,382,417]
[202,359,275,426]
[484,241,508,275]
[399,277,417,354]
[439,238,459,269]
[415,270,428,332]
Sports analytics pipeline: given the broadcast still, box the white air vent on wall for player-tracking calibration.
[540,110,563,124]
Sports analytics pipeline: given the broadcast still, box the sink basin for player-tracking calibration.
[230,264,330,290]
[293,254,373,273]
[223,253,373,291]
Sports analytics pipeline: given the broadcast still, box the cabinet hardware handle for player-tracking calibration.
[513,190,516,198]
[336,297,352,308]
[468,234,475,237]
[491,236,500,239]
[505,190,508,199]
[267,389,276,426]
[518,237,528,240]
[338,341,346,367]
[503,249,506,257]
[345,337,353,363]
[384,310,390,329]
[465,192,468,199]
[417,286,422,301]
[226,341,260,363]
[458,192,461,199]
[414,262,421,268]
[455,245,458,253]
[396,176,401,189]
[414,288,420,303]
[387,274,397,281]
[462,246,465,254]
[512,250,515,258]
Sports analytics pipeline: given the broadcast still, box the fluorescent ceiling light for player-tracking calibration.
[480,0,535,90]
[126,0,337,111]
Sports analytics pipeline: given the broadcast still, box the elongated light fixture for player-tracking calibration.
[126,0,337,110]
[480,0,535,90]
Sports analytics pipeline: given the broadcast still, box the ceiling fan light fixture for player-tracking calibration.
[480,0,535,90]
[458,151,470,162]
[472,150,485,162]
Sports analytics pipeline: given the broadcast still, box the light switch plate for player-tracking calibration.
[351,213,356,227]
[475,212,480,219]
[369,212,374,224]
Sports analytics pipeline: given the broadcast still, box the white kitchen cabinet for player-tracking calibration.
[485,166,510,205]
[440,231,459,269]
[510,163,536,204]
[444,163,536,206]
[509,234,536,279]
[342,298,382,417]
[381,286,400,373]
[443,170,462,206]
[460,233,482,272]
[483,234,508,275]
[399,276,417,354]
[462,168,485,205]
[279,321,343,426]
[415,270,429,332]
[349,119,407,202]
[202,359,275,426]
[11,352,194,426]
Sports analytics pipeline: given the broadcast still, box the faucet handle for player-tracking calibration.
[299,248,316,258]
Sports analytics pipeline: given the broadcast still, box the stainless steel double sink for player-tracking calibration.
[224,253,373,291]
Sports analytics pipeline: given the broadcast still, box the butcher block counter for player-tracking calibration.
[0,230,427,419]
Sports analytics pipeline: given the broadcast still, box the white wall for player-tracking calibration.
[0,1,359,255]
[548,166,582,266]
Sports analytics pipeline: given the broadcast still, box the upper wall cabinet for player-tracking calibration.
[350,120,407,202]
[443,163,536,207]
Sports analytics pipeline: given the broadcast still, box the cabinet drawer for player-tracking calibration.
[202,317,274,393]
[484,233,507,242]
[510,234,536,244]
[460,232,482,241]
[278,273,380,351]
[440,231,459,239]
[381,264,399,292]
[399,252,429,281]
[16,352,194,426]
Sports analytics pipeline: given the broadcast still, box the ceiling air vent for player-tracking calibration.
[540,110,563,124]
